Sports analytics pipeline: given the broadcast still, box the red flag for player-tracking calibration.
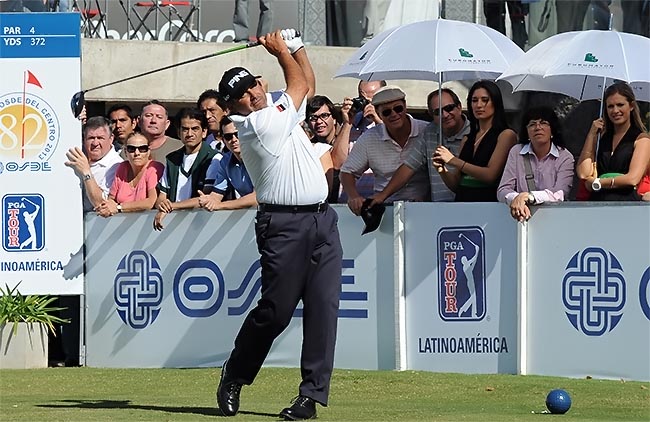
[26,70,42,89]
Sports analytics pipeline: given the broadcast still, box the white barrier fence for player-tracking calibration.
[84,207,396,370]
[84,203,650,381]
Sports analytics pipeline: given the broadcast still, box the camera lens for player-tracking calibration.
[351,96,368,112]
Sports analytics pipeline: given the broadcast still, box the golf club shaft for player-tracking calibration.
[84,41,260,94]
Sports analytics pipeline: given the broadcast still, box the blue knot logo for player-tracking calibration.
[114,251,163,329]
[563,247,625,336]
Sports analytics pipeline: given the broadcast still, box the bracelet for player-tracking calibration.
[460,161,466,171]
[610,177,615,189]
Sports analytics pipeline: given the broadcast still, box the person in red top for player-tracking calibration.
[639,168,650,201]
[96,133,164,217]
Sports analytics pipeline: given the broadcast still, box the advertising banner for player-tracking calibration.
[0,12,83,294]
[403,203,518,374]
[526,204,650,381]
[84,206,396,370]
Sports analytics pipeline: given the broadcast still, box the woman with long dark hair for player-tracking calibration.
[433,80,517,201]
[497,106,575,221]
[577,82,650,201]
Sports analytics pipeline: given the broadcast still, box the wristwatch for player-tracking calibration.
[527,193,535,205]
[116,204,123,213]
[591,177,602,192]
[82,174,91,181]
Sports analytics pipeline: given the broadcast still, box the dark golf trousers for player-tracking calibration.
[226,205,342,406]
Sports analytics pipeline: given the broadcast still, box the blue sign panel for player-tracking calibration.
[0,12,81,58]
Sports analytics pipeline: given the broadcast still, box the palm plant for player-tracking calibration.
[0,283,69,336]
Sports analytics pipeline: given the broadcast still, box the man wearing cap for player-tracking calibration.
[215,29,342,421]
[340,85,430,215]
[370,88,471,204]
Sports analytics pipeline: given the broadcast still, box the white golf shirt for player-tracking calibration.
[230,91,328,206]
[85,148,123,212]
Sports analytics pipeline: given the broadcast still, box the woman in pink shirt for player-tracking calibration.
[96,133,163,217]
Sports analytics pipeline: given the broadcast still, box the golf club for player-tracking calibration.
[70,31,301,118]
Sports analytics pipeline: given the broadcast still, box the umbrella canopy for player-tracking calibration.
[334,19,524,82]
[497,30,650,101]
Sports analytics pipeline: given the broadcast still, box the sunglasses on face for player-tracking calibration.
[308,112,332,123]
[126,145,150,153]
[223,131,238,141]
[432,103,457,116]
[380,104,405,117]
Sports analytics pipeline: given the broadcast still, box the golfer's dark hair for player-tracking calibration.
[141,100,168,117]
[306,95,342,124]
[176,107,209,130]
[106,104,135,121]
[82,116,113,138]
[603,81,647,133]
[466,80,509,137]
[519,106,565,148]
[197,89,229,112]
[427,88,462,116]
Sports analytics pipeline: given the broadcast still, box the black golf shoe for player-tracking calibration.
[216,360,242,416]
[279,395,317,420]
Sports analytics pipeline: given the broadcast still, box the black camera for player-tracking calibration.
[351,96,369,112]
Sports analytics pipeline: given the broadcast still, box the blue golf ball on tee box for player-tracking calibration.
[546,389,572,414]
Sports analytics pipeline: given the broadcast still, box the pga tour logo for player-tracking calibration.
[437,226,486,321]
[2,194,44,252]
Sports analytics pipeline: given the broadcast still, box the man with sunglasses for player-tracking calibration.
[340,85,430,215]
[199,117,256,211]
[369,88,470,205]
[216,29,342,421]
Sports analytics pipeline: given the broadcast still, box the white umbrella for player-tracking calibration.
[497,30,650,101]
[334,18,524,82]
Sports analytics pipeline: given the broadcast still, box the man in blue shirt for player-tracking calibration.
[199,116,256,210]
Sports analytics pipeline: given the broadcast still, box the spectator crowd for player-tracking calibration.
[69,73,650,227]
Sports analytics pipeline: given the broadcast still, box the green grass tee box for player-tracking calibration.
[1,368,649,421]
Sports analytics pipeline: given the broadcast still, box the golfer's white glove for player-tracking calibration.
[281,28,304,54]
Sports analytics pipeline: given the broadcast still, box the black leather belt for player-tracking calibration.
[258,203,328,213]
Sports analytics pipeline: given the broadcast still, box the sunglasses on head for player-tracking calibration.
[223,131,238,141]
[126,145,149,153]
[380,104,405,117]
[432,103,457,116]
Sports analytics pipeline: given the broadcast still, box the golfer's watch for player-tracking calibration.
[82,173,92,182]
[591,177,602,192]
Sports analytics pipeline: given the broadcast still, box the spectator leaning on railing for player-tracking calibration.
[497,106,574,222]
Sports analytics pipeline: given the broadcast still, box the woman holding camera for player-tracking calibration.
[433,80,517,202]
[577,82,650,201]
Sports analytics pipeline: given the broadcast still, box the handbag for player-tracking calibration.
[575,163,597,201]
